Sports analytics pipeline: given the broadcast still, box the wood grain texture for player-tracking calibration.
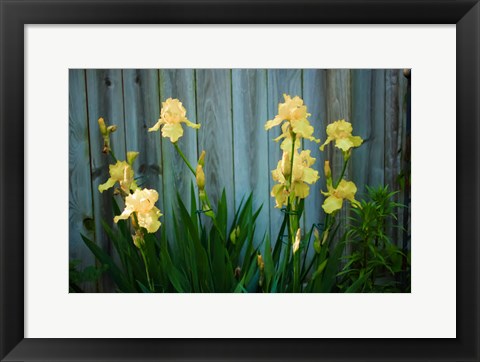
[159,69,198,242]
[385,69,401,246]
[232,69,269,242]
[122,69,163,222]
[86,69,127,291]
[69,69,96,291]
[351,70,388,193]
[325,70,352,249]
[196,69,235,226]
[266,69,302,240]
[302,69,328,234]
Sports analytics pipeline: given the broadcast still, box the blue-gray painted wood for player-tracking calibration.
[302,69,328,235]
[122,69,163,226]
[69,69,96,291]
[159,69,198,243]
[232,69,269,244]
[86,69,127,291]
[196,69,235,226]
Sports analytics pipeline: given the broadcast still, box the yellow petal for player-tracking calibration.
[162,123,184,143]
[148,119,163,132]
[271,184,287,208]
[301,167,319,184]
[98,177,116,193]
[265,115,284,130]
[137,207,162,233]
[182,118,201,129]
[337,180,358,200]
[319,136,333,151]
[322,195,343,214]
[294,182,310,199]
[351,135,363,147]
[113,206,134,223]
[335,137,355,152]
[291,118,314,139]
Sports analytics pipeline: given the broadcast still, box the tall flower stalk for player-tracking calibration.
[266,94,320,292]
[148,98,214,221]
[97,118,163,292]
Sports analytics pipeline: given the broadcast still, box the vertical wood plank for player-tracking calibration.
[302,69,328,233]
[196,69,235,225]
[122,69,163,222]
[232,69,269,243]
[397,70,409,245]
[325,70,352,246]
[385,69,401,246]
[69,69,96,291]
[267,69,302,240]
[351,69,373,199]
[86,69,127,291]
[159,69,198,242]
[351,69,388,197]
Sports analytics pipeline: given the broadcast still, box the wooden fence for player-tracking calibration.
[69,69,410,283]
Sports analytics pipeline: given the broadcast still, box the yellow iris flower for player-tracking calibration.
[98,160,138,194]
[148,98,200,143]
[265,94,319,149]
[114,188,162,233]
[320,119,363,152]
[321,179,360,214]
[271,150,319,208]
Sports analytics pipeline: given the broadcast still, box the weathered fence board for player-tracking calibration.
[266,69,302,241]
[86,69,127,291]
[196,69,235,226]
[232,69,269,243]
[122,69,163,213]
[385,69,401,246]
[303,69,328,236]
[69,69,410,282]
[159,69,198,242]
[69,69,95,291]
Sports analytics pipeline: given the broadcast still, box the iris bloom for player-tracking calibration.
[148,98,200,143]
[265,94,319,149]
[98,160,137,194]
[320,119,363,152]
[114,188,162,233]
[321,179,360,214]
[271,150,319,208]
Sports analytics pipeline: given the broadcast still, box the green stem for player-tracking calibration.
[173,142,196,176]
[334,158,349,188]
[140,248,154,292]
[109,150,117,162]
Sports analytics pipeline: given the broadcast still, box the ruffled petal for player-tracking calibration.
[182,118,201,129]
[301,167,319,184]
[98,178,116,193]
[162,123,184,143]
[322,195,343,214]
[294,182,310,199]
[265,115,284,130]
[319,136,333,151]
[148,119,163,132]
[137,207,162,233]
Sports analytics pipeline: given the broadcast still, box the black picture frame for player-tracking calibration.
[1,1,478,361]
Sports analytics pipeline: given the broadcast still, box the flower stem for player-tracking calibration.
[334,158,349,188]
[140,248,154,292]
[173,142,196,176]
